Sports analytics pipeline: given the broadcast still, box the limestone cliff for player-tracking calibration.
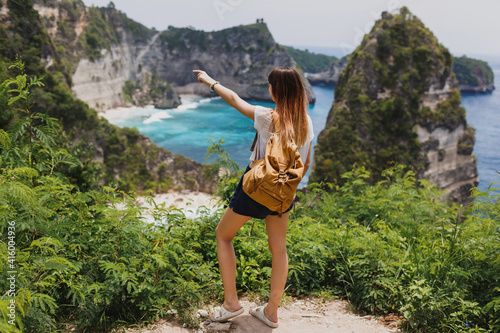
[33,1,315,109]
[310,7,478,204]
[0,0,215,194]
[33,0,180,111]
[138,24,315,104]
[307,56,348,86]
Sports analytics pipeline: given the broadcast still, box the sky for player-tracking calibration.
[81,0,500,59]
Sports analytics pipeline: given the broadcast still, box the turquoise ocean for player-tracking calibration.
[103,86,333,188]
[461,54,500,193]
[103,60,500,192]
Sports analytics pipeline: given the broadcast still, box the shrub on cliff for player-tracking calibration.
[282,45,338,73]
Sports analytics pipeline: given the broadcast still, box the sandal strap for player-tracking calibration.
[214,305,228,319]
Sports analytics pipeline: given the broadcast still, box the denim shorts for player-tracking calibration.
[228,165,294,219]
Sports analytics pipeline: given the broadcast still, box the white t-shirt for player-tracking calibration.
[249,105,314,163]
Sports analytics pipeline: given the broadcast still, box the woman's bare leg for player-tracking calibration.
[251,211,290,323]
[214,207,252,314]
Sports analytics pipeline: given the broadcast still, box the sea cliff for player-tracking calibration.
[306,56,348,86]
[0,0,215,193]
[33,0,315,110]
[33,0,180,111]
[310,7,478,204]
[141,25,315,104]
[453,55,495,93]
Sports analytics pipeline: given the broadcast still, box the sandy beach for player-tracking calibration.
[136,190,222,212]
[116,190,225,223]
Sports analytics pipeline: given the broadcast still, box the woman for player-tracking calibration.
[193,67,314,328]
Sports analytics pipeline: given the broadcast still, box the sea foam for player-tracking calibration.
[143,110,173,124]
[99,105,156,122]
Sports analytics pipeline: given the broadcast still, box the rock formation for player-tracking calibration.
[310,7,478,204]
[33,0,315,110]
[0,0,216,193]
[453,55,495,93]
[139,24,315,104]
[33,0,180,112]
[307,56,348,86]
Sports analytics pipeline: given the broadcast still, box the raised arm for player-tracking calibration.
[193,70,255,120]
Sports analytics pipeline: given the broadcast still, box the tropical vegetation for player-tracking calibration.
[0,63,499,332]
[282,45,338,73]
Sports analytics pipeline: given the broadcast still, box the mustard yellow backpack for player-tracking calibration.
[242,132,304,217]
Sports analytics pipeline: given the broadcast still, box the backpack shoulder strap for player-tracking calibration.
[250,132,258,152]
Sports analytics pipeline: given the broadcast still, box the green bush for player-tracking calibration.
[0,61,498,333]
[282,45,338,73]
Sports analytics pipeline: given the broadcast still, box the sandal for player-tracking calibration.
[210,304,244,322]
[250,305,279,328]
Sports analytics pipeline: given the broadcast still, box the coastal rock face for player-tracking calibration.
[33,1,315,109]
[417,124,477,203]
[33,1,181,112]
[458,83,495,93]
[453,55,495,93]
[139,25,315,104]
[154,87,181,109]
[307,56,348,86]
[310,7,478,204]
[70,41,135,111]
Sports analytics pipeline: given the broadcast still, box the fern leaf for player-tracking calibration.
[8,118,30,142]
[0,129,12,148]
[32,293,58,314]
[32,127,56,147]
[11,167,38,179]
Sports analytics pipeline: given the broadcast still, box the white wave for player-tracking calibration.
[143,110,173,124]
[199,97,217,103]
[99,105,156,122]
[175,101,200,112]
[99,95,218,123]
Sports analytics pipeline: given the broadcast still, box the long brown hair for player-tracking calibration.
[268,67,308,148]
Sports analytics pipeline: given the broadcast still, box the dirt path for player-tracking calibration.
[119,297,401,333]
